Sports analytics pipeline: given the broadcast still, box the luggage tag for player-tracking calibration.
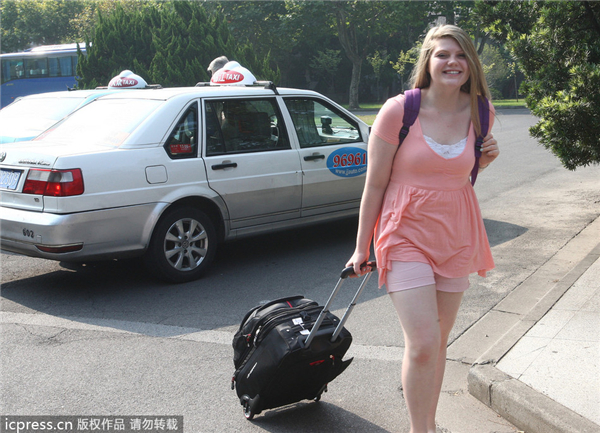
[293,317,310,335]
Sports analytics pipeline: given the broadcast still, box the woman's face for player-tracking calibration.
[428,37,470,89]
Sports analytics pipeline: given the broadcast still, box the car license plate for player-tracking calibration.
[0,168,22,190]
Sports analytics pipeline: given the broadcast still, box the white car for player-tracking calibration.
[0,83,369,282]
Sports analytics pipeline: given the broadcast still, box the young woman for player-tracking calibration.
[346,25,499,433]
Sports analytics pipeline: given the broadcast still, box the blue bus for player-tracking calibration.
[1,43,86,108]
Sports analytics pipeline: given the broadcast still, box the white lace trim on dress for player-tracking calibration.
[423,135,467,159]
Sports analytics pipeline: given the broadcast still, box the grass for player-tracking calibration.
[351,98,527,125]
[356,114,377,125]
[492,98,527,107]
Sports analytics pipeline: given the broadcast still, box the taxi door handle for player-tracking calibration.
[212,162,238,170]
[304,154,325,161]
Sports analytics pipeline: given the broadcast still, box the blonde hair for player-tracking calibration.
[410,25,491,136]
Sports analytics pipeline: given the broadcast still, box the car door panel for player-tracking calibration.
[202,98,302,229]
[284,97,367,217]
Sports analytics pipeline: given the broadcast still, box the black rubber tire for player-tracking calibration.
[315,384,328,402]
[144,206,217,283]
[241,396,255,420]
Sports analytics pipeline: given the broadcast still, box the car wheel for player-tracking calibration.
[145,207,217,283]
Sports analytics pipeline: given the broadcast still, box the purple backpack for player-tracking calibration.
[399,88,490,186]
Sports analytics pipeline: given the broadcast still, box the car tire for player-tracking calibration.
[144,206,217,283]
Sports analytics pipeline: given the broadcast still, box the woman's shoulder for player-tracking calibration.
[371,93,412,145]
[379,93,407,116]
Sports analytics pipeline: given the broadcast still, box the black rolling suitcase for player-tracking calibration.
[231,262,376,420]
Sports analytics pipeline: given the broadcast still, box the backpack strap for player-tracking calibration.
[398,88,421,146]
[470,96,490,186]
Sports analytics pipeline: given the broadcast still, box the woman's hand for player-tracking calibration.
[479,133,499,168]
[346,250,372,277]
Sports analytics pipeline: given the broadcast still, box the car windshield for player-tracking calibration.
[0,96,86,142]
[34,99,162,148]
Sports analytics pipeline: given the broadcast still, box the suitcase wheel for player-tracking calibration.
[243,402,254,420]
[315,384,328,402]
[241,395,259,420]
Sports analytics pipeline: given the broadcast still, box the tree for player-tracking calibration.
[76,1,279,89]
[331,1,431,109]
[479,0,600,170]
[212,1,432,105]
[310,49,343,93]
[76,2,160,89]
[0,0,88,53]
[390,46,419,92]
[212,1,335,90]
[479,43,511,100]
[367,50,389,102]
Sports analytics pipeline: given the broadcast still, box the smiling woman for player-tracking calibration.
[346,24,499,433]
[428,38,470,88]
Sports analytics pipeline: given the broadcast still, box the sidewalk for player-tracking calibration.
[463,216,600,433]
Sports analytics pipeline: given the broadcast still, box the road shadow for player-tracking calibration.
[1,217,527,336]
[244,400,394,432]
[484,218,528,248]
[0,218,368,330]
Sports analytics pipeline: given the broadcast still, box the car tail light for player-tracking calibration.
[23,168,84,197]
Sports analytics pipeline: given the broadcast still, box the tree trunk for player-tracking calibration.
[334,3,363,109]
[349,60,362,109]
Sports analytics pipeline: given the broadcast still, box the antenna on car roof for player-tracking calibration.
[256,81,279,95]
[194,81,279,95]
[94,84,162,90]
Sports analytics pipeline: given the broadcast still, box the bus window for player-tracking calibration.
[1,59,24,83]
[25,58,48,78]
[48,56,74,77]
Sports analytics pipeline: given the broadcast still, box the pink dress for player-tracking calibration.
[371,93,495,288]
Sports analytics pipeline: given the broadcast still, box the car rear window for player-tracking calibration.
[34,99,162,148]
[0,97,86,139]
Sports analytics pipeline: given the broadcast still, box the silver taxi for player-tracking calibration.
[0,83,369,282]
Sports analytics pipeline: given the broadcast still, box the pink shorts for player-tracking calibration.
[385,261,470,293]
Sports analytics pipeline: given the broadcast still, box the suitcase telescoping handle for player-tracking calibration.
[304,261,377,347]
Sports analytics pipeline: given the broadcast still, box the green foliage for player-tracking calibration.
[479,0,600,169]
[0,0,88,52]
[390,44,420,90]
[310,49,343,91]
[480,43,512,100]
[76,1,279,89]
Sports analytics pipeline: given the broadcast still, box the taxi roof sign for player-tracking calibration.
[108,70,148,89]
[210,61,256,86]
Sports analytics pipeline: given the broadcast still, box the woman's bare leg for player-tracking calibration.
[389,285,440,433]
[426,290,464,432]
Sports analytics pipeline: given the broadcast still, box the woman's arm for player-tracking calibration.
[346,134,398,276]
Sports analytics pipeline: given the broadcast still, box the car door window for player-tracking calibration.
[284,98,362,148]
[164,104,198,159]
[205,98,289,156]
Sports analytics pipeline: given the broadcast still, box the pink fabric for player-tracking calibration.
[371,94,495,288]
[385,261,470,293]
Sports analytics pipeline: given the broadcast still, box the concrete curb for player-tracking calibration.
[468,365,600,433]
[466,239,600,433]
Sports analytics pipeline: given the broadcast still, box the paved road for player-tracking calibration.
[1,108,599,432]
